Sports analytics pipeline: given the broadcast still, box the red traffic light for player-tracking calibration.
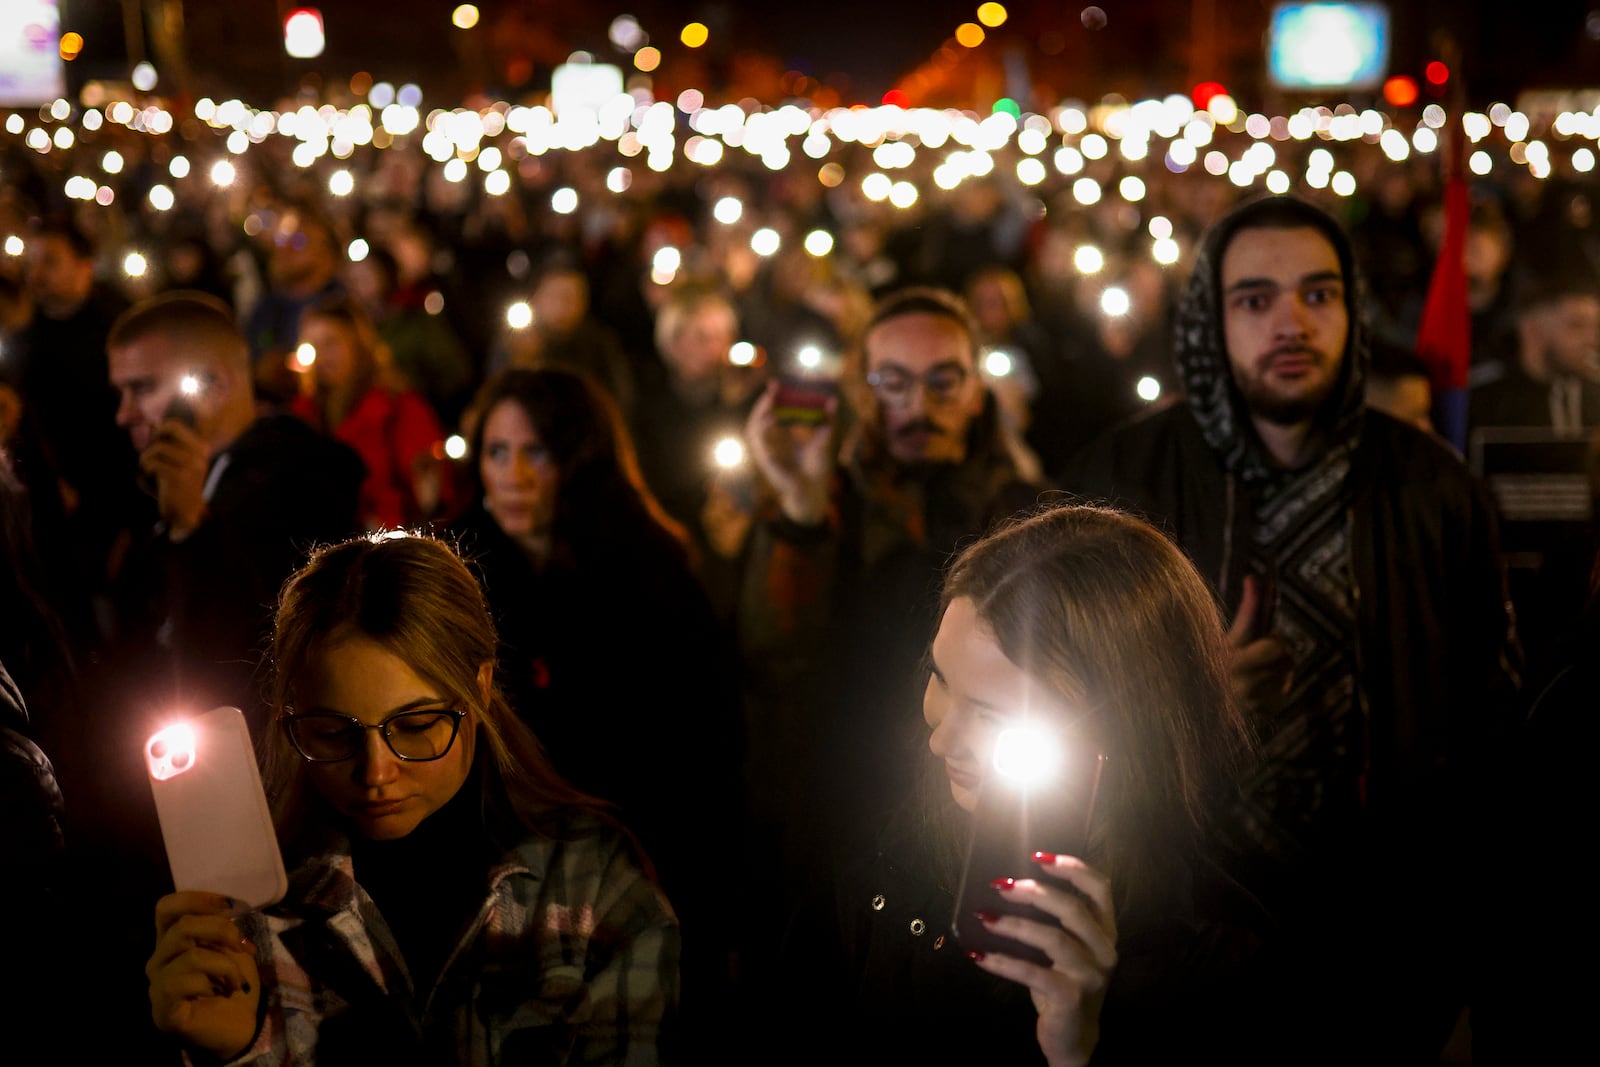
[1191,81,1227,110]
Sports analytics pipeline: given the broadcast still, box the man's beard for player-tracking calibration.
[1235,350,1341,427]
[1237,379,1332,426]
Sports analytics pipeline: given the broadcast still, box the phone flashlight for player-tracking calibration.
[146,722,198,781]
[991,724,1061,787]
[162,374,202,429]
[728,341,758,367]
[982,348,1015,380]
[952,722,1107,967]
[712,435,745,471]
[294,343,317,370]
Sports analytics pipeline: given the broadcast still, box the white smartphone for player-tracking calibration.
[146,706,288,909]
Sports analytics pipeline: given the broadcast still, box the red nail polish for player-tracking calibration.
[967,950,986,962]
[974,910,999,924]
[990,877,1016,891]
[1032,851,1060,865]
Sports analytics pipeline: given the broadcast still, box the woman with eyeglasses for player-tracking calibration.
[144,532,678,1064]
[768,503,1283,1065]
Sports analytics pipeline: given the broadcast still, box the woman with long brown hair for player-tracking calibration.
[145,532,677,1063]
[451,366,744,1047]
[773,502,1277,1064]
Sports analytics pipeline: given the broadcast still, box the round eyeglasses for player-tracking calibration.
[865,364,971,409]
[283,708,466,763]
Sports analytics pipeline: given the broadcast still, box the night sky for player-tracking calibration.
[51,0,1600,108]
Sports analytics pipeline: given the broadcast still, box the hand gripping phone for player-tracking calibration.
[146,706,287,909]
[771,374,839,426]
[952,725,1106,967]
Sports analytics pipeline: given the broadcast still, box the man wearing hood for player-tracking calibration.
[1067,195,1520,1062]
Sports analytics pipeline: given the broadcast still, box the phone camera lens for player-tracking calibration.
[150,739,168,759]
[171,750,192,771]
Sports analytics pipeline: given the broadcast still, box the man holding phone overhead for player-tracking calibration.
[1064,195,1521,1062]
[734,287,1045,984]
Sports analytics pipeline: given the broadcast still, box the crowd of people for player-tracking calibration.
[2,90,1599,1063]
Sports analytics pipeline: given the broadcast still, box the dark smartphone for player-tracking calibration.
[1246,565,1278,643]
[952,741,1106,967]
[162,393,198,430]
[771,375,838,426]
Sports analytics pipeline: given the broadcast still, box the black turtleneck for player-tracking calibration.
[349,777,494,999]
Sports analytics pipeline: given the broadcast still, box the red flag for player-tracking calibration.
[1414,69,1472,450]
[1415,128,1470,393]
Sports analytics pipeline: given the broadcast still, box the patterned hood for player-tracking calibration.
[1173,195,1370,485]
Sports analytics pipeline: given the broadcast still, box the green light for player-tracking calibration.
[992,97,1020,118]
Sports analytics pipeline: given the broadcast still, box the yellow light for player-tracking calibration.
[955,22,986,48]
[506,302,533,330]
[3,236,23,256]
[634,47,661,72]
[976,3,1008,27]
[451,4,479,29]
[59,32,83,61]
[123,251,148,278]
[681,22,709,48]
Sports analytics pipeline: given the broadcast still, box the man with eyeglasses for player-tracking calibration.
[734,286,1045,981]
[1065,194,1520,1063]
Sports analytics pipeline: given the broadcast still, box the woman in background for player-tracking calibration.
[294,293,448,530]
[453,366,745,1049]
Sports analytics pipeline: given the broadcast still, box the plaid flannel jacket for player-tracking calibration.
[217,817,679,1065]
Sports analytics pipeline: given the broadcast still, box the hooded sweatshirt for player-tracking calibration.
[1171,196,1370,864]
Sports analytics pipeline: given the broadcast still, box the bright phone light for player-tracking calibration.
[294,343,316,369]
[796,344,823,370]
[992,725,1061,787]
[506,301,533,330]
[983,349,1014,378]
[728,341,756,366]
[712,436,745,470]
[178,374,201,396]
[444,434,468,460]
[146,722,198,781]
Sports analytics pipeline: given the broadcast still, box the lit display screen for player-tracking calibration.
[0,0,65,107]
[1269,2,1390,90]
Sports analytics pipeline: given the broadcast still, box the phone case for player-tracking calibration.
[772,376,837,425]
[951,751,1106,966]
[146,706,287,909]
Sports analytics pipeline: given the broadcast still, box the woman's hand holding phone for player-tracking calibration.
[968,853,1118,1067]
[147,891,261,1061]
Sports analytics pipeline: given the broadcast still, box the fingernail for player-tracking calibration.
[967,951,986,962]
[990,877,1016,891]
[974,910,999,924]
[1032,851,1060,865]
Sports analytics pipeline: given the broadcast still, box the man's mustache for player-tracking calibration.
[894,418,945,439]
